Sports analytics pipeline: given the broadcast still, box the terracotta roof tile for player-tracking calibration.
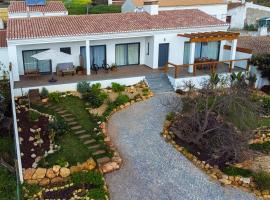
[0,30,7,48]
[8,1,67,13]
[7,10,227,40]
[238,36,270,54]
[133,0,226,7]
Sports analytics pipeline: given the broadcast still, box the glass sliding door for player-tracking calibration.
[22,49,51,74]
[91,45,106,67]
[194,42,221,60]
[115,43,140,66]
[183,42,190,64]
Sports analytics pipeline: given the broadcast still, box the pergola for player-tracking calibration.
[177,31,240,73]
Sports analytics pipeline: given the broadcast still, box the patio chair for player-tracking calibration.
[101,60,111,73]
[91,63,99,74]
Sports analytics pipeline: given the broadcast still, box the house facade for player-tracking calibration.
[122,0,228,21]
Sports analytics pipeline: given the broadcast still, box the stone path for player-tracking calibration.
[44,103,111,165]
[105,93,258,200]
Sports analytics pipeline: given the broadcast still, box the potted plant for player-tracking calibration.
[110,63,117,71]
[76,66,85,75]
[40,87,49,103]
[246,73,257,88]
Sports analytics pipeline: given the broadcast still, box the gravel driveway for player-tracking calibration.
[105,93,257,200]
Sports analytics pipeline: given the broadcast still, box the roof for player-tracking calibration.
[8,1,67,13]
[0,30,7,48]
[132,0,226,7]
[178,31,239,42]
[7,9,227,40]
[237,36,270,54]
[227,2,243,10]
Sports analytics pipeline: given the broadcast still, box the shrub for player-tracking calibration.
[87,188,107,200]
[222,166,253,177]
[0,167,16,199]
[49,117,70,137]
[249,141,270,154]
[111,82,125,93]
[166,112,175,121]
[40,87,49,98]
[83,83,108,108]
[89,5,121,14]
[22,183,42,198]
[71,171,104,186]
[48,92,61,103]
[253,171,270,190]
[114,94,129,106]
[262,96,270,114]
[28,110,40,122]
[142,88,150,96]
[77,81,90,94]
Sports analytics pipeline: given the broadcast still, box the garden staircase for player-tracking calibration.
[146,73,174,94]
[44,103,111,165]
[28,89,41,104]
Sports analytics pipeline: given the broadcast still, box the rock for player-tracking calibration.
[39,178,50,186]
[102,163,114,173]
[84,158,96,171]
[70,166,81,174]
[23,168,36,180]
[28,136,35,142]
[59,167,70,178]
[51,177,64,184]
[240,177,251,184]
[46,168,56,179]
[219,179,232,185]
[31,154,36,158]
[52,165,61,174]
[32,168,47,180]
[27,179,39,185]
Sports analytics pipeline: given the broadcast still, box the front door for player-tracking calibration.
[158,43,169,68]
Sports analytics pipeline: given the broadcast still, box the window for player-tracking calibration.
[23,49,51,74]
[115,43,140,66]
[60,47,71,54]
[226,16,232,24]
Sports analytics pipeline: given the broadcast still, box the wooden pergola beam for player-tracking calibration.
[178,31,240,42]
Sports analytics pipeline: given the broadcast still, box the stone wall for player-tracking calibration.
[23,158,96,186]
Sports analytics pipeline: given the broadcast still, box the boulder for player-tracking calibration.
[70,166,81,174]
[84,158,96,170]
[51,177,64,184]
[39,178,50,186]
[23,168,36,180]
[59,167,70,178]
[32,168,46,180]
[46,168,56,179]
[52,165,61,174]
[27,179,39,185]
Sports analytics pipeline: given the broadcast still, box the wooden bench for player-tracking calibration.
[25,68,40,79]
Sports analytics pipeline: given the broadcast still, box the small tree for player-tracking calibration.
[250,54,270,81]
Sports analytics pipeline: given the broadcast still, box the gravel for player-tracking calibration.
[105,93,258,200]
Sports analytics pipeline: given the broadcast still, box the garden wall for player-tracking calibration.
[13,76,145,97]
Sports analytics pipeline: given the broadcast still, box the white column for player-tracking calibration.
[230,39,237,69]
[86,40,91,75]
[8,45,20,81]
[219,40,226,61]
[188,42,195,73]
[108,0,112,5]
[152,35,159,69]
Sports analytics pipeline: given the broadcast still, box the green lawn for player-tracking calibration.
[0,167,17,200]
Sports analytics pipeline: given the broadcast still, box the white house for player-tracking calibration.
[8,1,68,19]
[122,0,228,21]
[5,0,249,96]
[227,1,270,30]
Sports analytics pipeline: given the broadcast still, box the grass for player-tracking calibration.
[0,167,17,200]
[253,171,270,190]
[250,141,270,154]
[89,4,121,14]
[40,133,92,167]
[222,166,253,177]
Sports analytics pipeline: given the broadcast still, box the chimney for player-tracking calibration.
[143,0,159,15]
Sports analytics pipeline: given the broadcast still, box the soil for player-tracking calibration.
[17,107,51,168]
[261,85,270,95]
[44,184,95,199]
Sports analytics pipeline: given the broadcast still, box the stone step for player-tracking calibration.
[65,118,76,122]
[79,134,92,139]
[74,130,86,135]
[84,139,96,145]
[68,121,78,126]
[49,105,59,110]
[71,125,82,130]
[88,145,102,151]
[54,108,63,112]
[57,110,67,114]
[96,157,111,164]
[61,113,73,117]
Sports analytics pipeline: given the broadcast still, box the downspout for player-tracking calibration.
[9,63,23,183]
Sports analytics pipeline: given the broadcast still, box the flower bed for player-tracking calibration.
[16,103,56,169]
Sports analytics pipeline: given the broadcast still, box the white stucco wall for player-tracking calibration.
[223,49,252,69]
[8,11,68,19]
[0,48,8,68]
[122,3,227,21]
[227,5,246,29]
